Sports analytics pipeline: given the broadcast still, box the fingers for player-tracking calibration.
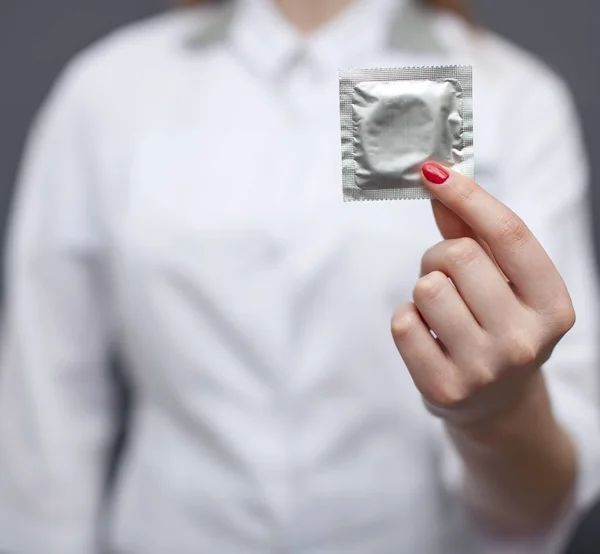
[421,237,521,331]
[391,302,457,404]
[412,271,484,366]
[431,198,475,241]
[421,163,567,311]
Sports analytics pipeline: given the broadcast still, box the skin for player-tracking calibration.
[392,165,576,532]
[276,0,578,535]
[275,0,357,33]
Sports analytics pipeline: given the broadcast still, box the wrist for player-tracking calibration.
[445,369,549,441]
[445,370,577,531]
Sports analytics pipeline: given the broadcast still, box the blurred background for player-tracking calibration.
[1,1,600,552]
[1,0,600,271]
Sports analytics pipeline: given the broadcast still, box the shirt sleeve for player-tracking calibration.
[0,58,116,554]
[439,67,600,553]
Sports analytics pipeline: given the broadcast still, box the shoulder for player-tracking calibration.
[478,30,571,102]
[476,30,583,155]
[433,12,575,112]
[46,7,220,113]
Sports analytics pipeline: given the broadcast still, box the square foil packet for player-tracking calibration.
[339,65,474,201]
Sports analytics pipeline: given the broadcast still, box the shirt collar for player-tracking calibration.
[184,0,445,80]
[228,0,301,80]
[306,0,406,77]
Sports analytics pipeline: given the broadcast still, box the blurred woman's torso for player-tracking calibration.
[46,0,573,551]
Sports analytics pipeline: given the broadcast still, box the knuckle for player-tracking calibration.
[494,214,529,248]
[442,238,481,269]
[550,297,577,334]
[391,304,419,340]
[471,359,497,388]
[420,242,443,273]
[413,271,449,304]
[558,306,577,333]
[429,382,470,410]
[456,179,477,204]
[504,334,539,367]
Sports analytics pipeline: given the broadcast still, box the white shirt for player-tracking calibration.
[1,0,599,552]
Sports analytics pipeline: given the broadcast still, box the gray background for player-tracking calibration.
[1,0,599,252]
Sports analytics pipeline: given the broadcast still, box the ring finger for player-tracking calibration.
[413,270,484,363]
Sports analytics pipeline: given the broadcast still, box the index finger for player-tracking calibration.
[420,162,566,309]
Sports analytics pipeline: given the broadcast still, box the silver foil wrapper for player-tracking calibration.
[339,65,474,201]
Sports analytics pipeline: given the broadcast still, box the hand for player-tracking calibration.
[391,163,576,427]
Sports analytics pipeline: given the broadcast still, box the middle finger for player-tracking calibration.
[421,237,521,331]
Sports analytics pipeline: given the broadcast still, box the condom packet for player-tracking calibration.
[339,65,474,201]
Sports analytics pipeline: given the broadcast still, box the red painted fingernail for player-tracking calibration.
[422,163,450,185]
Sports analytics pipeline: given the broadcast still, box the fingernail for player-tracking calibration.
[422,163,450,185]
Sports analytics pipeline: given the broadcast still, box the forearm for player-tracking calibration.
[447,371,576,534]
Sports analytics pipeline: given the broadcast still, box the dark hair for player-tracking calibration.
[180,0,472,21]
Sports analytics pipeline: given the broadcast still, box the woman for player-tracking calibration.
[0,0,599,552]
